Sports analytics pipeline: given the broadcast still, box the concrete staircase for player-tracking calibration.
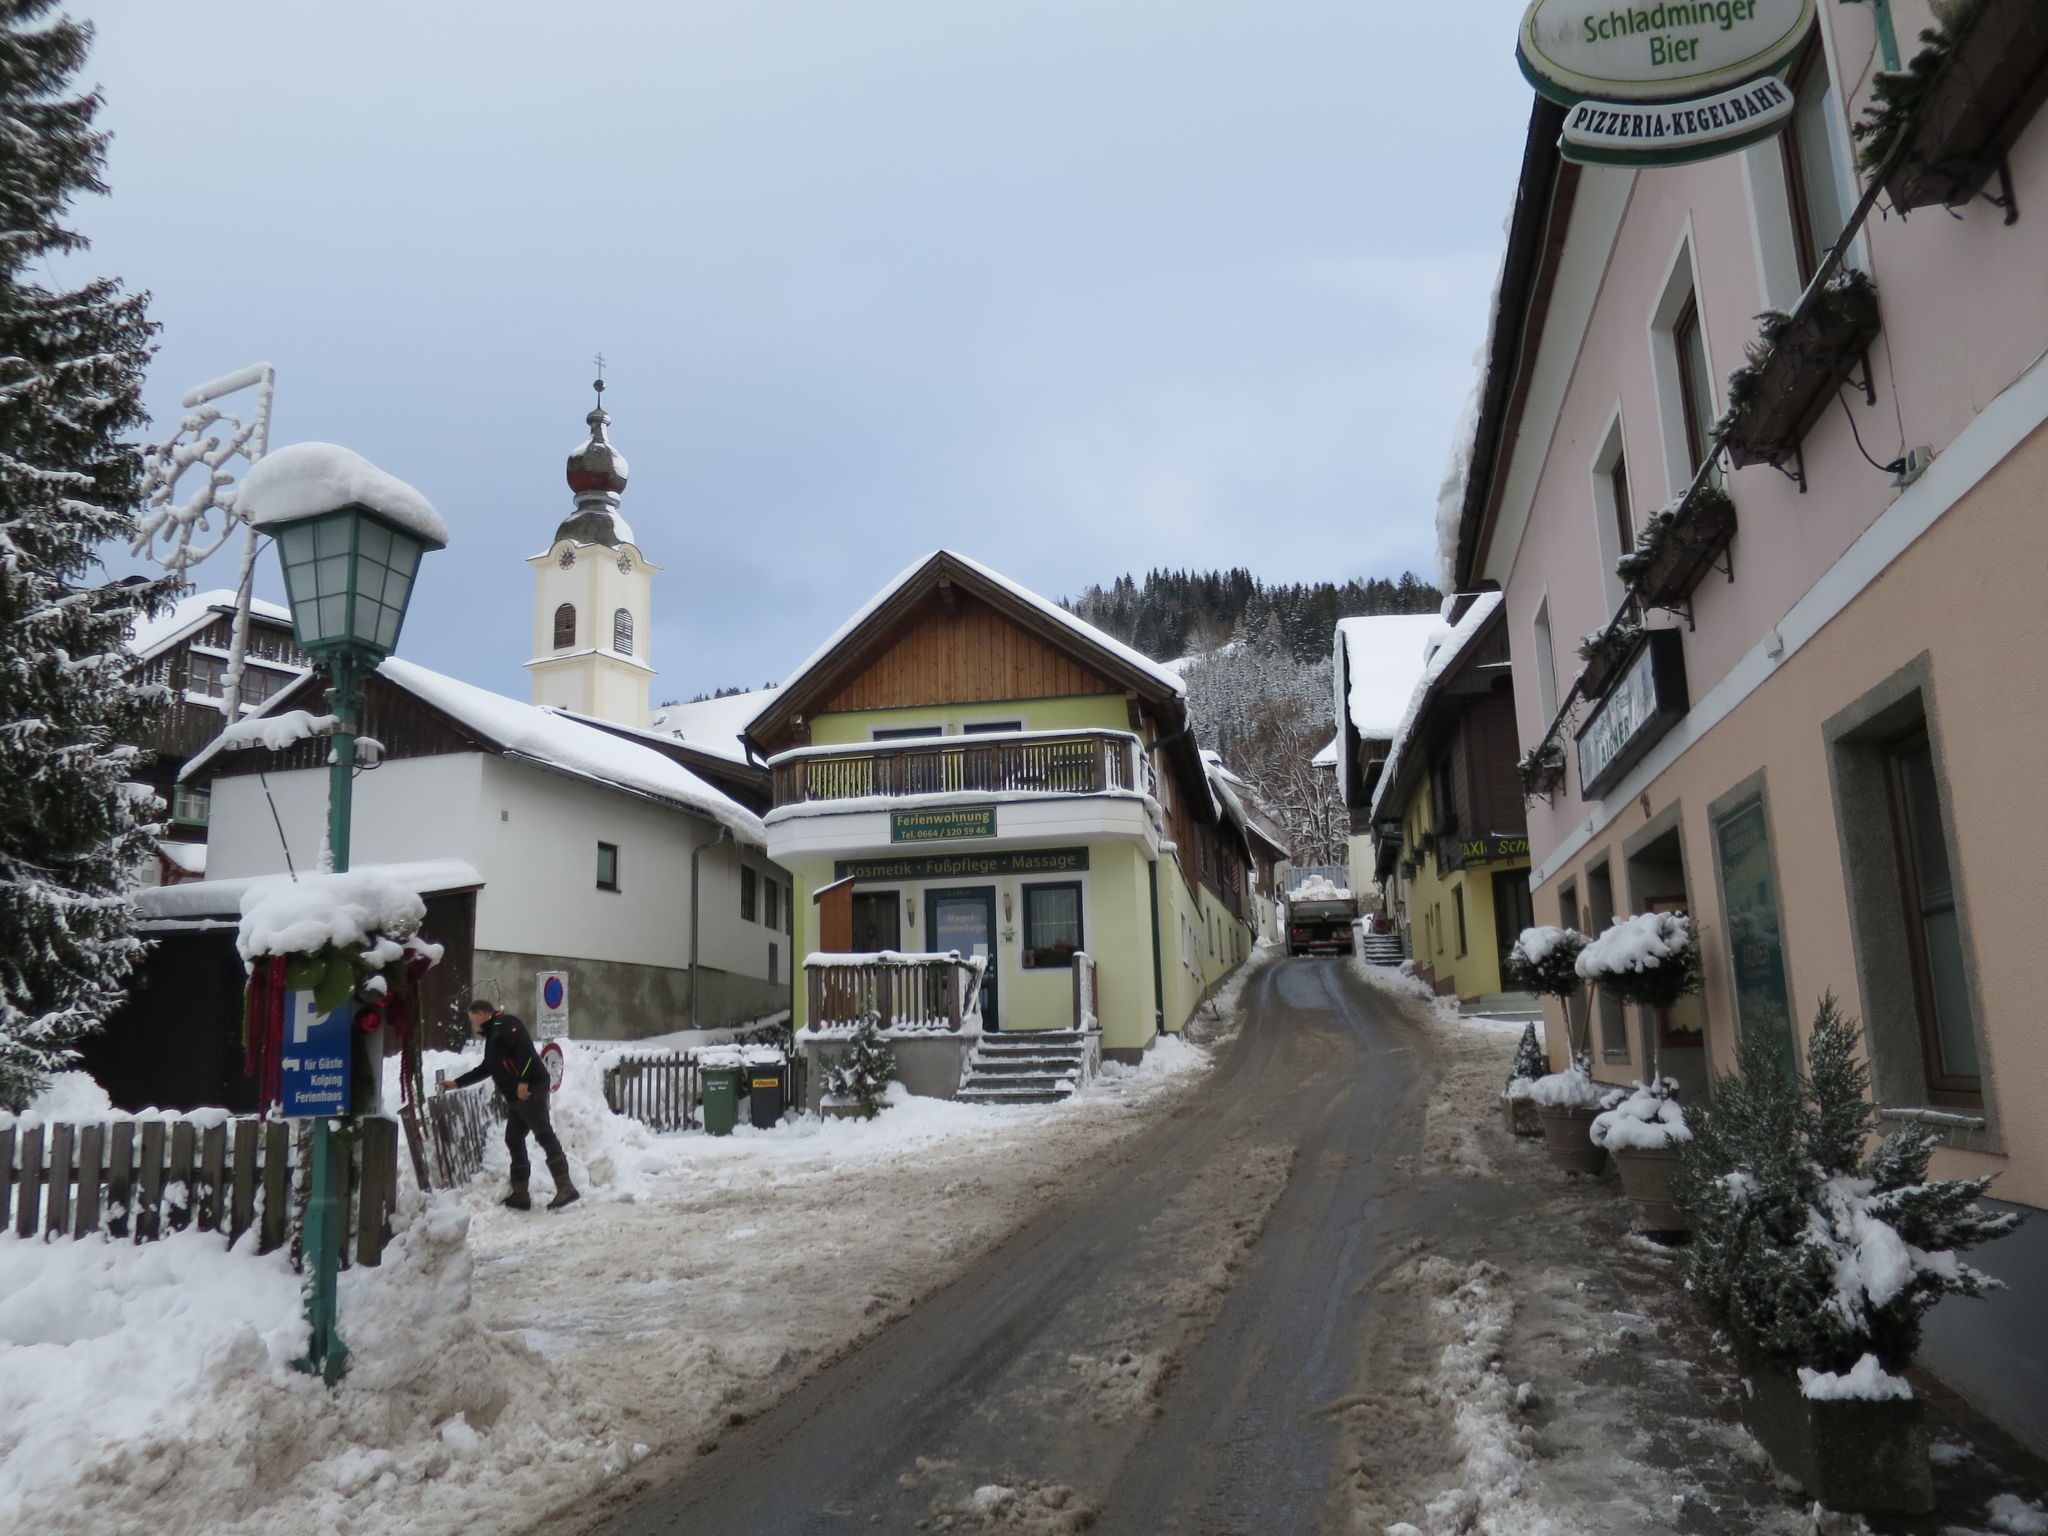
[956,1030,1089,1105]
[1462,991,1545,1024]
[1358,930,1406,965]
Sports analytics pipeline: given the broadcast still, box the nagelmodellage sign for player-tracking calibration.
[281,990,352,1117]
[1518,0,1810,165]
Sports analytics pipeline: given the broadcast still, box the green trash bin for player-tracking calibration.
[702,1064,740,1136]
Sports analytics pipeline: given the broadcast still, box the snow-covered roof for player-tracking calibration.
[131,858,482,922]
[1311,734,1338,768]
[1367,593,1505,823]
[777,550,1187,704]
[127,588,293,661]
[647,688,779,765]
[183,655,770,843]
[380,658,768,843]
[1334,613,1449,740]
[239,442,448,546]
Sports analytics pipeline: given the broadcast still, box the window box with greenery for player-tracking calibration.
[1615,484,1737,614]
[1721,270,1883,471]
[1672,994,2019,1513]
[1575,619,1643,700]
[1517,739,1566,798]
[1856,0,2048,216]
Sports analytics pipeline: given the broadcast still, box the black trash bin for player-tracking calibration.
[748,1061,786,1129]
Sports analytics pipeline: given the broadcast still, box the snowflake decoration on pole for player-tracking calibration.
[130,362,276,717]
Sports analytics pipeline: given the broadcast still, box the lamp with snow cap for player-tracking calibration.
[236,442,445,1388]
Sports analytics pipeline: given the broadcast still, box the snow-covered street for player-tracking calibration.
[0,995,1230,1536]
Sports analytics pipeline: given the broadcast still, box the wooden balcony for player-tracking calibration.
[772,730,1141,809]
[805,951,986,1032]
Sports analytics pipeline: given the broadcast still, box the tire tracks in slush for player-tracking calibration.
[570,959,1434,1536]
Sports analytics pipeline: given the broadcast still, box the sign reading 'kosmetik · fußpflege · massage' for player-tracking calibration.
[1518,0,1811,165]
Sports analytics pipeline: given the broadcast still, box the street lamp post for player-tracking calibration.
[241,443,446,1384]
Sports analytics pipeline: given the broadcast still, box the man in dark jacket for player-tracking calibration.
[436,1000,579,1211]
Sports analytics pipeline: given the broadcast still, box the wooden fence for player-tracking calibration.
[603,1053,701,1133]
[400,1084,499,1191]
[0,1113,400,1267]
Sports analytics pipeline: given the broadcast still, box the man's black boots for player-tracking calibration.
[546,1156,581,1211]
[502,1173,532,1211]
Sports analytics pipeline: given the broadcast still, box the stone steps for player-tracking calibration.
[957,1030,1088,1106]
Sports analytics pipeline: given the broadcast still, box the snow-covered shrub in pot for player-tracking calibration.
[1500,1023,1549,1137]
[1591,1078,1691,1232]
[1672,992,2020,1513]
[1525,1053,1608,1175]
[1574,910,1702,1010]
[1503,925,1586,998]
[821,1017,898,1119]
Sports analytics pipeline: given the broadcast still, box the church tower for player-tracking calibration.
[526,378,660,725]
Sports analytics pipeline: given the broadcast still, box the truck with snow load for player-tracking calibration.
[1285,876,1359,957]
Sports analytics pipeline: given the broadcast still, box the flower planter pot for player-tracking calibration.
[1631,492,1737,613]
[1882,0,2048,214]
[821,1101,875,1121]
[1536,1104,1607,1174]
[1576,631,1643,701]
[1500,1093,1544,1138]
[1609,1143,1688,1232]
[1724,283,1883,471]
[1739,1359,1934,1514]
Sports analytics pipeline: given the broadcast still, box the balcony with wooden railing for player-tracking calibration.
[771,729,1144,809]
[805,951,987,1033]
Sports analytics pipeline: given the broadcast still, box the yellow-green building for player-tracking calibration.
[749,551,1261,1062]
[1369,593,1535,1002]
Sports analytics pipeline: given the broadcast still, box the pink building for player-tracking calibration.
[1448,0,2048,1450]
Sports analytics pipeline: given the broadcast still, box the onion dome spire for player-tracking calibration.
[555,368,635,547]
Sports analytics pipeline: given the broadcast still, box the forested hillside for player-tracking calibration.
[1064,568,1438,666]
[1064,567,1442,869]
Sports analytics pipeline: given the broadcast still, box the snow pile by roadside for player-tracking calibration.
[0,1195,630,1536]
[1350,954,1464,1025]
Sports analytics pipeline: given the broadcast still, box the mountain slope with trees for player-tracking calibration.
[1064,567,1442,869]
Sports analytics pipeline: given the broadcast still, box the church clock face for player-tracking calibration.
[558,549,575,569]
[616,553,633,574]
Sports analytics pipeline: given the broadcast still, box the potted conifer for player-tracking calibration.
[1590,1077,1691,1233]
[1501,926,1588,1139]
[1672,993,2020,1514]
[1500,1024,1549,1137]
[820,1017,898,1120]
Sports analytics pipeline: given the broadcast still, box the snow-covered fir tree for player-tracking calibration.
[823,1018,898,1118]
[0,0,167,1109]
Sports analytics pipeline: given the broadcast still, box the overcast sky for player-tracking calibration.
[74,0,1532,702]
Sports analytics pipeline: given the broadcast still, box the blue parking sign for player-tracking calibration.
[281,990,353,1117]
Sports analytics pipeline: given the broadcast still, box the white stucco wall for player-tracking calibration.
[206,752,784,985]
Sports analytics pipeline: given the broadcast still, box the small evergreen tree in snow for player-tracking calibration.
[0,0,166,1109]
[822,1018,897,1117]
[1673,992,2019,1382]
[1506,1022,1548,1092]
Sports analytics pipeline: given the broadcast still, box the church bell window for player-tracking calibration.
[553,604,576,649]
[613,607,634,656]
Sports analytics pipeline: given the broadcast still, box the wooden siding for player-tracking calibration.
[1464,689,1526,837]
[818,593,1119,717]
[184,671,491,782]
[133,614,310,764]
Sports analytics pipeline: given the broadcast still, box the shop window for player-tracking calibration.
[1711,786,1797,1075]
[596,841,619,892]
[1022,883,1083,969]
[1825,661,1993,1135]
[1887,729,1980,1100]
[741,866,758,922]
[553,604,576,649]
